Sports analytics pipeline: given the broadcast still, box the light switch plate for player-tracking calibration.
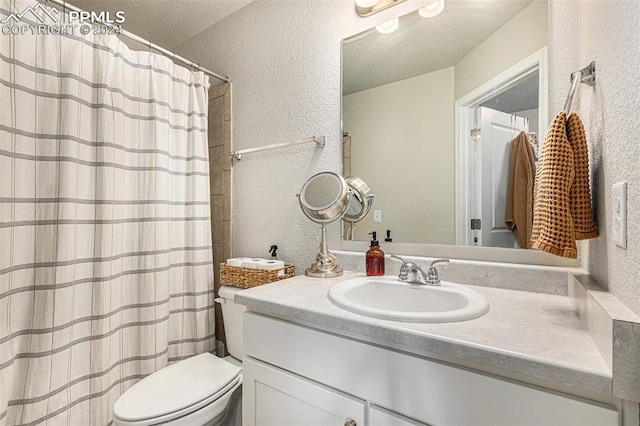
[373,210,382,223]
[612,181,627,248]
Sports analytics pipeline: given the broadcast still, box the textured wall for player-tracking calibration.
[174,0,416,270]
[344,67,455,244]
[549,0,640,317]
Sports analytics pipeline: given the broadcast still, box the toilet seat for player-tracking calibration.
[113,353,242,426]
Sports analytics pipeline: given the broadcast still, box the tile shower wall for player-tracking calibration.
[342,134,351,239]
[208,83,233,347]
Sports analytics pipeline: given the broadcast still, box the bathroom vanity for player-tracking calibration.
[236,260,640,426]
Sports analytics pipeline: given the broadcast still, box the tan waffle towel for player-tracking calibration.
[505,131,536,249]
[531,112,577,258]
[531,112,598,258]
[567,113,599,239]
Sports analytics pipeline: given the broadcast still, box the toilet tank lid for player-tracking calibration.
[218,285,244,300]
[113,352,240,421]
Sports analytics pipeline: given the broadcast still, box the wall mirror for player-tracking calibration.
[342,0,549,250]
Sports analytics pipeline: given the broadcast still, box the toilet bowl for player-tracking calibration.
[113,286,246,426]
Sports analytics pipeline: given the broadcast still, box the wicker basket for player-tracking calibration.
[220,263,295,289]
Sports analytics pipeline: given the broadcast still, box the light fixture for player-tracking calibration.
[418,0,444,18]
[355,0,380,8]
[376,18,399,34]
[421,0,439,7]
[355,0,406,17]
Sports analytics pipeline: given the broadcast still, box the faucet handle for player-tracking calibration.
[390,255,407,265]
[429,259,450,269]
[426,259,449,285]
[390,255,410,281]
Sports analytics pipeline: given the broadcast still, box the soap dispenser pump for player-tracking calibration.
[366,231,385,276]
[269,245,278,260]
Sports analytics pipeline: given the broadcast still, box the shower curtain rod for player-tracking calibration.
[42,0,230,83]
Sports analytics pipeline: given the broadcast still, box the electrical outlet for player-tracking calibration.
[612,182,627,248]
[373,210,382,223]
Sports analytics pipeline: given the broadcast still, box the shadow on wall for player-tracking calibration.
[586,78,608,288]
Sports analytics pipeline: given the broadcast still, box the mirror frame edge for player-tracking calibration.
[335,240,582,268]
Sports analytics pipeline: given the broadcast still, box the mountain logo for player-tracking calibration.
[1,3,59,24]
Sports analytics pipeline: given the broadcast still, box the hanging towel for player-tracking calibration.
[505,131,537,249]
[566,112,599,239]
[531,112,578,258]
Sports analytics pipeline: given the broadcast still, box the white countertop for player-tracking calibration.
[235,271,612,396]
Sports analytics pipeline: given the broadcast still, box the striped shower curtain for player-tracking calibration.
[0,0,215,424]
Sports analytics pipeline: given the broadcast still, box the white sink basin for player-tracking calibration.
[328,276,489,323]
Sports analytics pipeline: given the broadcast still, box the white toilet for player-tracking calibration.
[113,286,246,426]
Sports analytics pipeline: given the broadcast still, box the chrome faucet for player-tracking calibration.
[390,256,450,286]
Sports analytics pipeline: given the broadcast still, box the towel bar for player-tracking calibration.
[564,61,595,114]
[230,136,325,161]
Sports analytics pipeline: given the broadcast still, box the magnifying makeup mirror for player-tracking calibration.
[343,176,374,240]
[299,172,352,277]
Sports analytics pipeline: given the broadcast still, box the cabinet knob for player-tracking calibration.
[344,418,357,426]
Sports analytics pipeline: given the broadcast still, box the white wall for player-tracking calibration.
[454,0,548,100]
[174,0,428,270]
[343,67,455,244]
[549,0,640,317]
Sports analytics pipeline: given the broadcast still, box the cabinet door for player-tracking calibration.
[370,405,430,426]
[243,357,365,426]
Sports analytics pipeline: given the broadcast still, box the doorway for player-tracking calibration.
[455,48,548,247]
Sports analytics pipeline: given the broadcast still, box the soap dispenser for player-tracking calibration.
[366,231,385,276]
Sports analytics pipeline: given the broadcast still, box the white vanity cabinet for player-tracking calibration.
[242,312,620,426]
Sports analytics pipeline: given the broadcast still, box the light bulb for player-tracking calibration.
[355,0,380,8]
[418,0,444,18]
[376,18,399,34]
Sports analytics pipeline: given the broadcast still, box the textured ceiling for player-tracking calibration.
[70,0,254,49]
[343,0,535,95]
